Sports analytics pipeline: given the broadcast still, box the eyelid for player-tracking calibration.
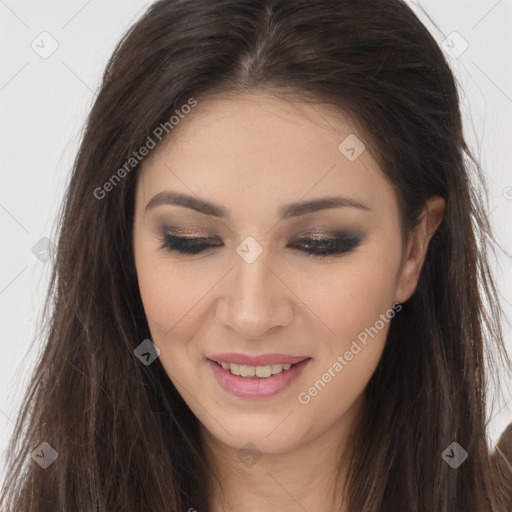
[158,228,363,259]
[159,226,213,237]
[159,228,356,240]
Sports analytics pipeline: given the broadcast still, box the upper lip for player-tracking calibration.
[208,353,310,366]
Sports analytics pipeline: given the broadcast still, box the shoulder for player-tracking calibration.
[491,422,512,507]
[495,423,512,464]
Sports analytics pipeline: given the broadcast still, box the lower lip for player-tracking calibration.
[207,358,311,399]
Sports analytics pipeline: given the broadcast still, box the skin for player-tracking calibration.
[132,91,445,511]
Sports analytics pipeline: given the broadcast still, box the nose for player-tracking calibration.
[215,248,294,339]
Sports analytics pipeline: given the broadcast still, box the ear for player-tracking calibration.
[394,196,445,304]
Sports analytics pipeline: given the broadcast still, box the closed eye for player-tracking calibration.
[159,232,362,258]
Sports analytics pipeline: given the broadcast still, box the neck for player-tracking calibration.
[201,396,362,512]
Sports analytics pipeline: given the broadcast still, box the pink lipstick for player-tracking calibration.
[207,353,311,399]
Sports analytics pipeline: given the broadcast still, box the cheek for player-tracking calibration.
[309,254,399,354]
[135,263,205,383]
[134,249,208,345]
[137,265,181,333]
[295,249,400,409]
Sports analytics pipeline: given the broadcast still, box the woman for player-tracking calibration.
[1,0,511,510]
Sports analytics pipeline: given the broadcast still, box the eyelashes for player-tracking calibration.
[158,231,362,258]
[160,234,222,255]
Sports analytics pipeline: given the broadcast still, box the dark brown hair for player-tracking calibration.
[1,0,511,510]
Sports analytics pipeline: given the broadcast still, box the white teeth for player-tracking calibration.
[218,361,296,378]
[256,365,272,378]
[271,364,282,374]
[239,365,255,377]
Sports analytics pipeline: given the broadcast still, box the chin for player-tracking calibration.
[201,413,310,456]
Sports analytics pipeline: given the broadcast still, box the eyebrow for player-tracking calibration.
[145,191,371,219]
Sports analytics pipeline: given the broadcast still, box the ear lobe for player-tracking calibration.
[394,196,445,303]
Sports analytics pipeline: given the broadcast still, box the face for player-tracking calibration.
[132,91,417,455]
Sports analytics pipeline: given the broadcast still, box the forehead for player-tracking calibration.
[136,92,397,222]
[148,91,365,162]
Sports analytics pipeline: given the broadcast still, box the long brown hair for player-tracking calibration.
[1,0,511,510]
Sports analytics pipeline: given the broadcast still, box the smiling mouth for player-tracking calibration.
[208,357,312,398]
[210,360,303,379]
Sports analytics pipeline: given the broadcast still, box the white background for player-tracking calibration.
[1,0,511,481]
